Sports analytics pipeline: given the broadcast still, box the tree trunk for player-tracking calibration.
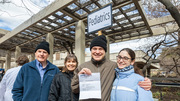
[178,30,180,47]
[158,0,180,46]
[158,0,180,28]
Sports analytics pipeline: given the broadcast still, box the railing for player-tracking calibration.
[151,77,180,101]
[150,77,180,81]
[154,82,180,87]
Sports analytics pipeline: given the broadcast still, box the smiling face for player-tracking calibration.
[91,46,106,61]
[64,54,78,72]
[65,58,77,72]
[35,49,49,64]
[117,50,135,69]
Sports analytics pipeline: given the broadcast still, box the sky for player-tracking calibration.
[0,0,168,55]
[0,0,54,30]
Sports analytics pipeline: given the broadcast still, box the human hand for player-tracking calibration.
[78,68,92,75]
[138,77,152,90]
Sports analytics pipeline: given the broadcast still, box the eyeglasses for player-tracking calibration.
[116,55,131,61]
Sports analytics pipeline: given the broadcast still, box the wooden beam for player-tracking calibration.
[151,24,179,36]
[50,1,132,34]
[148,15,175,26]
[50,22,76,34]
[9,34,46,50]
[0,0,77,44]
[61,9,80,21]
[132,0,153,35]
[107,26,146,36]
[112,1,132,10]
[114,34,151,43]
[0,29,10,35]
[113,24,179,43]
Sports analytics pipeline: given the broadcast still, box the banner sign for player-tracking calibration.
[88,4,112,33]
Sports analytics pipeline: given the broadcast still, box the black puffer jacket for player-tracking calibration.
[48,71,79,101]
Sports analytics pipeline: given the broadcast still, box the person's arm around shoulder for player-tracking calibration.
[48,73,61,101]
[12,67,24,101]
[137,76,153,101]
[138,77,152,90]
[137,85,154,101]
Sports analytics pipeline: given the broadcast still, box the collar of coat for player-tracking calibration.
[28,60,55,71]
[91,57,106,66]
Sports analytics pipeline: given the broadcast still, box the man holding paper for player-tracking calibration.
[71,35,151,101]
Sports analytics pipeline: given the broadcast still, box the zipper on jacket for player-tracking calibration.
[115,73,120,101]
[39,69,45,101]
[39,70,45,101]
[39,68,53,101]
[39,84,43,101]
[34,66,42,101]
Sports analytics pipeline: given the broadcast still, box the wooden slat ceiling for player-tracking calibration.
[0,0,152,56]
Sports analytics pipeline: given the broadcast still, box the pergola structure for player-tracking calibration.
[0,0,178,70]
[0,0,154,54]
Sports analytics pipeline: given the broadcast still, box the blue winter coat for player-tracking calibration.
[110,66,153,101]
[12,60,60,101]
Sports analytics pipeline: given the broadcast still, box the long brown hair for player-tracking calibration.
[119,48,144,76]
[62,54,78,72]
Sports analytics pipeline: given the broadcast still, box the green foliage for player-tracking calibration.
[177,90,180,96]
[152,87,180,101]
[153,91,166,99]
[162,86,171,91]
[153,91,160,99]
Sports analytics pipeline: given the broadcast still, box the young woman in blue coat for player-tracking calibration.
[110,48,153,101]
[48,54,79,101]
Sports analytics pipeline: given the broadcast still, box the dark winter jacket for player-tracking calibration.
[48,71,79,101]
[12,60,60,101]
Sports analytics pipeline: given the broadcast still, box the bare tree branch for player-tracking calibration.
[158,0,180,27]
